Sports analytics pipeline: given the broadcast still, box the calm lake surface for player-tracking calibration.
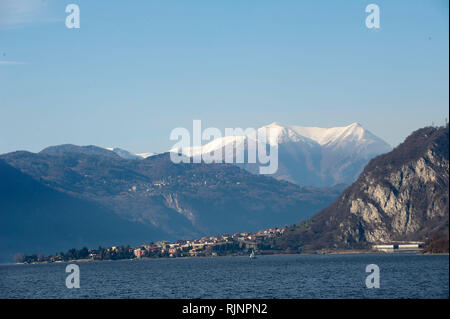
[0,253,448,299]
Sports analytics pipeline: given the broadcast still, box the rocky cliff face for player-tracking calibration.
[276,125,449,251]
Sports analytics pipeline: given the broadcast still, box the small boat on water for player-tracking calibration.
[250,250,256,259]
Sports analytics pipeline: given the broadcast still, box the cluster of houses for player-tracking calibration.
[131,227,288,258]
[21,228,429,264]
[20,227,287,263]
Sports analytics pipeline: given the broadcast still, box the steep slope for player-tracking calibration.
[0,159,166,262]
[275,125,449,251]
[174,122,391,187]
[1,150,344,240]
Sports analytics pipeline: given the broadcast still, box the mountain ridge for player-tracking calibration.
[0,159,166,262]
[1,151,344,243]
[274,125,449,251]
[29,122,391,188]
[176,122,391,187]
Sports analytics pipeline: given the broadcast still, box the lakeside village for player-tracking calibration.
[18,227,288,264]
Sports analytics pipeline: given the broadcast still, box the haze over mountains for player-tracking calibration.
[0,159,165,262]
[0,147,344,261]
[6,121,441,263]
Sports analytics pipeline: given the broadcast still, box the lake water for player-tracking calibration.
[0,254,448,298]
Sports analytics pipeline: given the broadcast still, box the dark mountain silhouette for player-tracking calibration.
[0,159,165,262]
[275,125,449,251]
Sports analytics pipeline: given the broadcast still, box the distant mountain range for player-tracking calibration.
[186,122,392,187]
[0,147,344,261]
[275,125,449,251]
[100,122,391,187]
[5,122,436,262]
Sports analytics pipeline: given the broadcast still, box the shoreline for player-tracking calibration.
[8,249,447,266]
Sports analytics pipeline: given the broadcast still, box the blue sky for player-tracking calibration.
[0,0,448,154]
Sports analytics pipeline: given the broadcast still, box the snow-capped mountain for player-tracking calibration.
[136,152,157,159]
[106,147,141,159]
[105,148,157,159]
[175,122,392,187]
[104,122,390,186]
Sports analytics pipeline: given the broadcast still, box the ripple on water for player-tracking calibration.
[0,254,448,299]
